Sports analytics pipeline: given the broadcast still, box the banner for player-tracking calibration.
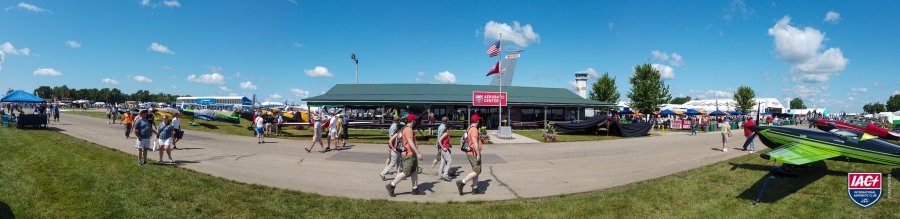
[472,91,507,106]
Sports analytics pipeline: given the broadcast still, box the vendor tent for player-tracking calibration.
[728,111,744,115]
[1,90,44,103]
[709,110,727,116]
[619,108,634,115]
[685,109,703,115]
[659,109,678,115]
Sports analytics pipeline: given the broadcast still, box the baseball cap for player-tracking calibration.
[471,114,480,122]
[406,114,417,122]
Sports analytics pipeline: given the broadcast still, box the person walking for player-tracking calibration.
[385,114,425,197]
[743,119,757,153]
[432,117,448,168]
[255,113,265,144]
[437,118,453,181]
[379,118,403,181]
[341,113,350,147]
[326,113,339,151]
[275,113,284,136]
[122,111,134,139]
[457,114,485,195]
[172,114,182,149]
[132,110,156,166]
[157,116,176,163]
[111,104,118,124]
[305,115,326,153]
[52,103,60,125]
[720,121,728,152]
[106,106,113,124]
[689,117,697,136]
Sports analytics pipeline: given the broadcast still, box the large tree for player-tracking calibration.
[670,96,692,104]
[588,72,620,104]
[733,85,756,112]
[863,102,886,114]
[887,94,900,112]
[627,63,671,114]
[33,86,53,98]
[789,97,806,109]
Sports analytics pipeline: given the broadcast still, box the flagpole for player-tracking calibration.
[498,33,503,129]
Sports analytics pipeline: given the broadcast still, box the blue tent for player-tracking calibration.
[619,108,634,114]
[685,109,703,115]
[0,90,44,103]
[709,110,727,116]
[659,109,677,115]
[728,111,744,115]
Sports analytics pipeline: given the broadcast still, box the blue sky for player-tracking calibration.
[1,0,898,112]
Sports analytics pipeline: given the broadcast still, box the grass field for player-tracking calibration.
[1,127,898,218]
[64,111,466,145]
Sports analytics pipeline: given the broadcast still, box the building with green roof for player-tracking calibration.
[303,84,613,129]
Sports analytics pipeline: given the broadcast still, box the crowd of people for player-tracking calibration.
[127,109,183,166]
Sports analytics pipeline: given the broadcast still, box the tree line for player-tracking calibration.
[32,85,186,104]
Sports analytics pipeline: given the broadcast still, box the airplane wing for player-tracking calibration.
[761,142,841,165]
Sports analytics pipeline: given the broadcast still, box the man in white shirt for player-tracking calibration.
[327,113,338,150]
[255,115,265,144]
[172,115,182,149]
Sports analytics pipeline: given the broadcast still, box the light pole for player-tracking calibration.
[351,53,359,84]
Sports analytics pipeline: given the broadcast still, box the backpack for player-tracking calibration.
[460,126,474,152]
[393,128,407,153]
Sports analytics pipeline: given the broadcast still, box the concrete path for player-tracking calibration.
[55,113,751,202]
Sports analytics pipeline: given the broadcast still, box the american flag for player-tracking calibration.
[486,41,501,57]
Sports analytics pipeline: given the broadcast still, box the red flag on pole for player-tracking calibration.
[486,62,500,76]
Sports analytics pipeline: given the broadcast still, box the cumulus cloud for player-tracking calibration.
[433,71,457,84]
[65,40,81,48]
[131,75,153,83]
[581,67,599,79]
[12,2,50,13]
[269,93,283,100]
[1,42,31,56]
[304,66,334,77]
[33,68,62,76]
[768,16,848,83]
[219,86,231,92]
[651,50,684,67]
[483,21,540,47]
[148,42,175,55]
[824,11,841,24]
[162,0,180,8]
[290,88,310,98]
[651,64,675,79]
[101,78,119,85]
[239,81,257,90]
[187,73,225,85]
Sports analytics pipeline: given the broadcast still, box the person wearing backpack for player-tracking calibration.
[379,118,403,181]
[385,114,425,197]
[456,114,485,195]
[436,117,453,181]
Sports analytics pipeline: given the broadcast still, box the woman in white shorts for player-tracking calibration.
[157,116,176,163]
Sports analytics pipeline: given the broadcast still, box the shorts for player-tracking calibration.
[158,138,172,145]
[329,130,339,139]
[134,139,151,150]
[341,128,348,139]
[467,154,482,174]
[53,113,59,119]
[401,154,418,176]
[255,127,264,135]
[174,129,184,139]
[721,133,727,143]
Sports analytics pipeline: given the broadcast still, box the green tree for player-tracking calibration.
[733,85,756,112]
[789,98,806,109]
[33,86,53,98]
[588,72,620,104]
[863,102,886,114]
[132,90,151,102]
[887,94,900,112]
[670,96,692,104]
[626,63,671,114]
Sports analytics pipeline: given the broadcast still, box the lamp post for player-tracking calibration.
[351,53,359,84]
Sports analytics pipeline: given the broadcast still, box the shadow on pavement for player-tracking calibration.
[0,200,14,219]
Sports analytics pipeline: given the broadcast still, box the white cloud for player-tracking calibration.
[162,0,180,8]
[187,73,225,85]
[239,81,257,90]
[1,42,31,56]
[851,87,868,93]
[581,67,599,79]
[483,21,540,47]
[722,0,755,22]
[65,40,81,48]
[131,75,153,83]
[651,50,669,61]
[290,88,310,98]
[101,78,119,85]
[148,42,175,55]
[669,53,684,67]
[13,2,50,13]
[567,80,578,91]
[824,11,841,24]
[783,85,821,98]
[651,50,684,67]
[141,0,151,6]
[415,72,426,83]
[304,66,334,77]
[768,16,848,83]
[893,90,900,95]
[269,93,283,100]
[33,68,62,76]
[651,64,676,79]
[293,43,303,48]
[433,71,457,84]
[219,86,231,92]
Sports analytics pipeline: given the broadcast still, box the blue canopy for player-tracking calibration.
[685,109,703,115]
[659,109,677,115]
[709,110,727,116]
[619,108,634,114]
[1,90,44,103]
[728,111,744,115]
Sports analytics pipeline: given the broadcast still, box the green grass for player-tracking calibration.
[64,111,466,145]
[2,127,898,218]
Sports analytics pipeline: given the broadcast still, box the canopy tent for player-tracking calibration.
[1,90,45,103]
[728,111,744,115]
[709,110,727,116]
[659,109,678,115]
[684,109,703,115]
[619,108,634,115]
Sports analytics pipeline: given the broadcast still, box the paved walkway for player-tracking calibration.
[55,113,750,202]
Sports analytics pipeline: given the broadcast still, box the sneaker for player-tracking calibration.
[304,148,311,153]
[723,148,728,152]
[157,159,163,163]
[380,174,386,181]
[385,184,396,197]
[169,159,175,164]
[138,161,144,166]
[455,180,465,195]
[472,187,485,194]
[411,188,425,195]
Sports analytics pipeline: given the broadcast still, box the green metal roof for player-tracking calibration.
[303,84,612,107]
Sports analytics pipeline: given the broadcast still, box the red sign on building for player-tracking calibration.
[472,91,507,106]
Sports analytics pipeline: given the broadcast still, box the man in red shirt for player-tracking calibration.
[385,114,425,197]
[743,119,756,153]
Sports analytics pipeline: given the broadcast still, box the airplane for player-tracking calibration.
[741,125,900,204]
[179,108,241,124]
[813,119,900,141]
